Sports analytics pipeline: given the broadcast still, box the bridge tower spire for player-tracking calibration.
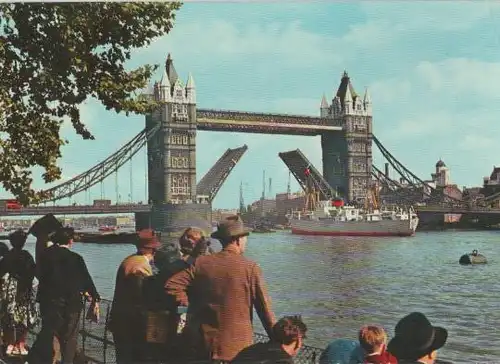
[320,94,329,117]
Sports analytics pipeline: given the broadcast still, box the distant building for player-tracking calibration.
[431,160,450,187]
[249,199,276,215]
[462,186,485,206]
[428,159,462,202]
[212,209,239,222]
[482,167,500,196]
[275,193,306,217]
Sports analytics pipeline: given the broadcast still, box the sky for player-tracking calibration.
[5,1,500,209]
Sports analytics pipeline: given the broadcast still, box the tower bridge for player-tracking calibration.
[2,54,497,236]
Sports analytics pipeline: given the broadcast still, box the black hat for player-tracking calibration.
[51,227,75,246]
[28,213,63,239]
[387,312,448,360]
[9,229,27,247]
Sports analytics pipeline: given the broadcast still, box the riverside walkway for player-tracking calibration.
[13,298,323,364]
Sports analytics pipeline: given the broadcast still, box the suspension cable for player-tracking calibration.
[40,125,160,203]
[129,149,133,204]
[372,135,462,204]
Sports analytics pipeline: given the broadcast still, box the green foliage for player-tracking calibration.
[0,2,182,204]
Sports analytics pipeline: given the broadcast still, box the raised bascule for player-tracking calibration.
[4,53,500,233]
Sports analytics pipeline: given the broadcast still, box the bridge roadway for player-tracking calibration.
[196,109,342,135]
[0,204,152,217]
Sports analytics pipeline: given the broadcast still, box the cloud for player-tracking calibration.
[139,19,344,69]
[416,59,500,99]
[369,78,412,105]
[360,2,497,33]
[341,21,396,50]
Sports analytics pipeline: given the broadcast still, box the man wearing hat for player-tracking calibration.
[109,229,161,364]
[387,312,448,364]
[166,215,276,363]
[29,226,100,364]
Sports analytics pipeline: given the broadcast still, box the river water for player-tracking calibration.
[17,230,500,363]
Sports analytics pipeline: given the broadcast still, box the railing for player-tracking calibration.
[27,298,324,364]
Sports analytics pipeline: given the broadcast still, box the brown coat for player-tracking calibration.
[108,254,153,335]
[165,245,276,361]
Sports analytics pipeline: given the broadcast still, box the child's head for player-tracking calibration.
[359,325,388,354]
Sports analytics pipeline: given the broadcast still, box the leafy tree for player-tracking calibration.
[0,2,182,204]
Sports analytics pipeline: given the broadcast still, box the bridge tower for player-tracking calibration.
[320,71,373,203]
[142,54,211,245]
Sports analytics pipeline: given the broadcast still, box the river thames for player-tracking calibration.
[18,230,500,363]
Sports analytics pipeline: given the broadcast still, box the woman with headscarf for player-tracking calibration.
[0,229,38,356]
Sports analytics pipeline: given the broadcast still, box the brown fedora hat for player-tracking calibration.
[136,229,161,249]
[211,215,250,241]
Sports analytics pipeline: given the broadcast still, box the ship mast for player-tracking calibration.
[260,170,266,218]
[239,181,245,213]
[365,182,380,212]
[303,166,319,212]
[287,171,291,196]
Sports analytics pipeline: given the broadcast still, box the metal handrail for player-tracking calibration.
[27,297,324,364]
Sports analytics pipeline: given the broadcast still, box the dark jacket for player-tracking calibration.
[108,253,153,335]
[37,245,99,312]
[165,245,276,361]
[143,257,192,311]
[232,342,294,364]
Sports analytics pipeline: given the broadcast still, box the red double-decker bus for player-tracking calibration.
[3,199,22,210]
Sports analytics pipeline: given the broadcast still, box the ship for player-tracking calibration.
[287,169,419,237]
[288,200,419,237]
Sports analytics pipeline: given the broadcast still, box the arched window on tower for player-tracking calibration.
[182,175,189,195]
[171,175,178,194]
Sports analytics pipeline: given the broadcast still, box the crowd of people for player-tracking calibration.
[0,213,452,364]
[0,214,101,364]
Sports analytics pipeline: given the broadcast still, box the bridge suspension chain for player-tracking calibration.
[372,135,462,205]
[39,124,160,203]
[371,165,424,205]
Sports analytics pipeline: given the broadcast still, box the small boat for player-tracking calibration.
[75,232,137,245]
[459,250,487,265]
[251,226,276,234]
[98,225,118,233]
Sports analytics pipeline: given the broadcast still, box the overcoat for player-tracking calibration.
[165,245,276,361]
[108,254,152,335]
